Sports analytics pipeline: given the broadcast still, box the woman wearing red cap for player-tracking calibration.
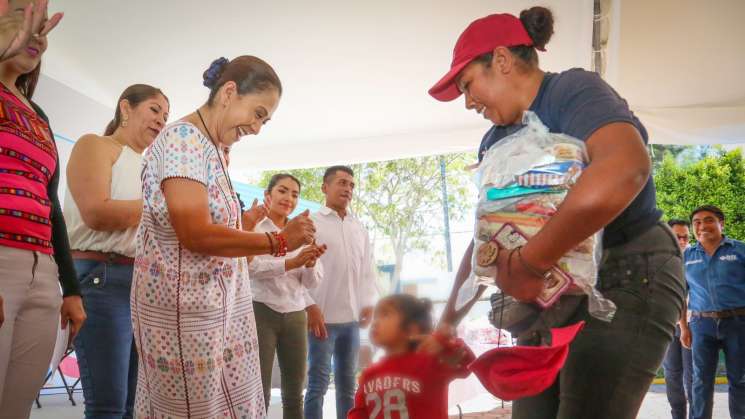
[430,7,685,419]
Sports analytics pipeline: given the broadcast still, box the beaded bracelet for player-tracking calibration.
[277,233,288,257]
[265,232,275,256]
[271,231,288,257]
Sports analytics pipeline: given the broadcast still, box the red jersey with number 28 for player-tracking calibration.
[348,340,474,419]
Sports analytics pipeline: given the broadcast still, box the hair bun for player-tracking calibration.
[203,57,230,89]
[520,7,554,51]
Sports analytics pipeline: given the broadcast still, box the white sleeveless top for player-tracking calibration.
[64,145,142,257]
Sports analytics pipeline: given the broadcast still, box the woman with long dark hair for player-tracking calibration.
[429,7,685,419]
[249,173,325,418]
[0,1,85,417]
[65,84,169,419]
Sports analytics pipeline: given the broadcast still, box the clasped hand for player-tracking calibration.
[285,242,327,270]
[280,210,316,250]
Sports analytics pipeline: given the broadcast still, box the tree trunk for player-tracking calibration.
[391,244,405,293]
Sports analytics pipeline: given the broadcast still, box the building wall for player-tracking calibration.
[35,74,114,206]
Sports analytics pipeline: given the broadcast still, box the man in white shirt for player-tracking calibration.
[304,166,378,419]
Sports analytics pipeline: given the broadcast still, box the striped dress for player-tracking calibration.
[0,85,56,252]
[132,122,264,418]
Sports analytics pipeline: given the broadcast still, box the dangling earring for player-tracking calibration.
[121,115,129,128]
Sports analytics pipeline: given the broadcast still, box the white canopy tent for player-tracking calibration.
[40,0,594,171]
[605,0,745,146]
[38,0,745,174]
[39,0,745,174]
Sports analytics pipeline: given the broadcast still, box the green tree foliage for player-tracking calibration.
[352,154,474,287]
[258,167,328,204]
[649,144,687,169]
[259,153,476,288]
[654,148,745,240]
[649,144,714,170]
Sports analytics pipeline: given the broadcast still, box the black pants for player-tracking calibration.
[663,324,693,419]
[512,222,686,419]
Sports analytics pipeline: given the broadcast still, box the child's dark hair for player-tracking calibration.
[381,294,434,340]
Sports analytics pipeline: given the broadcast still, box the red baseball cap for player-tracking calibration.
[429,13,538,102]
[468,321,585,401]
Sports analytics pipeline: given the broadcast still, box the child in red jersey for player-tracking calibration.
[348,294,474,419]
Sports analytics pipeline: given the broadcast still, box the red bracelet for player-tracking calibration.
[271,231,288,257]
[265,232,275,256]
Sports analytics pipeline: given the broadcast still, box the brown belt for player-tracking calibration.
[72,250,134,265]
[692,307,745,319]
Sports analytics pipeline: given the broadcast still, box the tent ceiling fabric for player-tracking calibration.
[44,0,593,170]
[42,0,743,170]
[606,0,745,145]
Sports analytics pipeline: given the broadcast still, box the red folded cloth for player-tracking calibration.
[469,321,585,401]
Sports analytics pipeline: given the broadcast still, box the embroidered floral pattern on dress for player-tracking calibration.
[132,122,264,419]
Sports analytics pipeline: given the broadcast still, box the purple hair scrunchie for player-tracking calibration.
[203,57,229,89]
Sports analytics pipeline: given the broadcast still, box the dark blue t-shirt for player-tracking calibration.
[478,68,661,248]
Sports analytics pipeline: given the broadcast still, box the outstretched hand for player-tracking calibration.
[412,326,471,368]
[0,0,63,60]
[241,198,267,231]
[412,323,455,356]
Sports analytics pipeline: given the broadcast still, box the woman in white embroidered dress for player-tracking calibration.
[131,56,315,419]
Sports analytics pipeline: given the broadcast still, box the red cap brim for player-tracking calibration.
[428,59,472,102]
[467,321,586,401]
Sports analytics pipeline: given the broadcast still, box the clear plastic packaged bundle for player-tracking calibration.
[465,111,615,322]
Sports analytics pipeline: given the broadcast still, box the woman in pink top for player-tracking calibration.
[0,1,85,418]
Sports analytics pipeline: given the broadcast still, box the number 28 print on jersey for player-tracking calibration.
[348,342,474,419]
